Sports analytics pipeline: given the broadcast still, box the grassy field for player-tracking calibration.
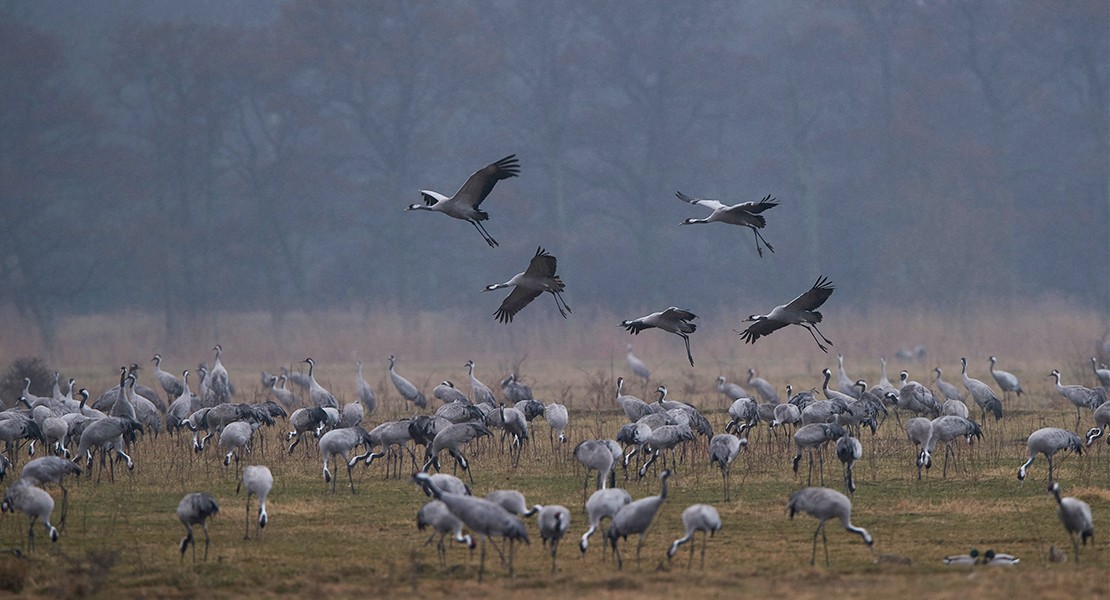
[0,305,1106,598]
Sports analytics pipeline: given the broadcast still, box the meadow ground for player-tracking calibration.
[0,303,1106,598]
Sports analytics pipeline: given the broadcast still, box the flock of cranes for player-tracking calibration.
[0,343,1104,581]
[0,154,1105,587]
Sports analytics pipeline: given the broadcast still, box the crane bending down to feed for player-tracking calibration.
[737,277,835,352]
[675,190,779,257]
[405,154,519,248]
[484,247,571,323]
[667,503,722,569]
[1017,427,1083,483]
[238,465,272,540]
[621,308,698,367]
[177,492,219,562]
[1049,482,1093,563]
[787,486,873,566]
[607,469,672,570]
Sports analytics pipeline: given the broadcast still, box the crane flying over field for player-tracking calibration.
[484,247,571,323]
[737,276,835,352]
[621,307,698,366]
[676,191,779,257]
[405,154,520,247]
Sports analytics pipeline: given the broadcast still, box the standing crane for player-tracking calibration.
[1048,482,1094,563]
[607,469,672,570]
[388,355,427,410]
[787,487,873,566]
[988,356,1023,401]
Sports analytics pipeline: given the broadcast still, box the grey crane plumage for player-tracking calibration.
[267,374,296,409]
[152,354,184,400]
[537,504,571,574]
[1050,369,1106,431]
[545,402,569,446]
[676,190,778,257]
[464,360,496,407]
[747,368,780,404]
[20,456,80,527]
[286,406,328,454]
[575,439,616,497]
[792,423,848,485]
[355,361,377,415]
[238,465,272,540]
[302,358,338,409]
[709,433,746,501]
[1049,482,1093,563]
[388,355,427,410]
[484,246,571,323]
[319,426,374,493]
[961,357,1005,422]
[638,423,694,479]
[905,417,934,479]
[988,356,1023,401]
[616,377,654,423]
[218,421,253,478]
[412,471,528,581]
[406,154,519,248]
[486,490,540,517]
[772,402,802,430]
[836,355,860,399]
[621,308,698,367]
[203,345,232,407]
[787,486,873,566]
[421,422,492,484]
[73,415,141,482]
[626,343,650,383]
[835,434,862,495]
[607,469,672,570]
[1018,427,1083,483]
[934,367,964,403]
[177,492,219,561]
[1,480,58,551]
[667,503,721,569]
[1090,357,1110,388]
[923,416,981,479]
[433,381,469,405]
[738,277,835,352]
[1086,402,1110,446]
[579,487,632,555]
[417,499,474,566]
[716,376,749,403]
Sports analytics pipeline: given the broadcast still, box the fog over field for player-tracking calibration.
[0,1,1106,364]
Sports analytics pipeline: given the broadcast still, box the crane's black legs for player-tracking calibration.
[749,227,775,258]
[468,219,499,248]
[801,324,831,353]
[678,333,695,366]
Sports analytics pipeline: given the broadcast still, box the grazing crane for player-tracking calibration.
[319,427,374,494]
[464,360,497,407]
[218,421,253,478]
[1017,427,1083,483]
[626,344,650,383]
[638,424,694,478]
[1050,369,1106,431]
[579,487,632,556]
[960,358,1003,422]
[405,154,519,248]
[417,500,474,566]
[787,487,873,566]
[355,361,377,415]
[433,381,469,405]
[177,492,219,562]
[675,190,779,257]
[301,358,338,409]
[607,469,672,570]
[835,433,862,495]
[621,307,698,367]
[20,456,80,526]
[412,472,528,581]
[73,416,142,482]
[421,422,493,484]
[1,480,58,551]
[286,406,328,454]
[238,465,272,540]
[484,247,571,322]
[667,503,721,569]
[709,433,746,501]
[388,355,427,410]
[792,423,848,486]
[747,369,780,404]
[837,355,860,399]
[1090,357,1110,388]
[1048,482,1093,563]
[1086,402,1110,445]
[537,504,571,574]
[152,354,184,400]
[737,277,835,352]
[545,402,569,446]
[988,356,1023,401]
[905,417,934,480]
[923,416,982,479]
[486,490,540,517]
[575,440,616,498]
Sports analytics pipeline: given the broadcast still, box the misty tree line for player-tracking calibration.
[1,1,1106,350]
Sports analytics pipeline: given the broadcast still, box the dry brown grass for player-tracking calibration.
[0,304,1105,597]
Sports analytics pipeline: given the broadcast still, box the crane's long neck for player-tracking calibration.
[1051,371,1062,386]
[659,472,670,500]
[822,371,832,393]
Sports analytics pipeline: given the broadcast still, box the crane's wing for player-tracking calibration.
[676,191,727,211]
[523,247,558,278]
[729,194,779,214]
[661,307,697,323]
[737,318,788,345]
[494,286,543,324]
[784,276,835,312]
[454,155,520,208]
